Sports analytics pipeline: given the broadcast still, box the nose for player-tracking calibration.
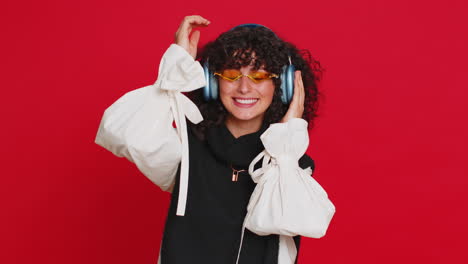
[237,75,252,94]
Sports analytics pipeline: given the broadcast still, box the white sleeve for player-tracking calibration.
[94,44,205,204]
[238,118,336,264]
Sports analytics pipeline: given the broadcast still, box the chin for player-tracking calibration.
[228,111,264,122]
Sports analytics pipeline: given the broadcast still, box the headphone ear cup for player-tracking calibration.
[210,71,218,100]
[280,66,288,104]
[280,64,295,104]
[203,61,219,101]
[203,62,211,101]
[285,64,295,104]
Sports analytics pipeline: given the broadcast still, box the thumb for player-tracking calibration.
[189,30,200,58]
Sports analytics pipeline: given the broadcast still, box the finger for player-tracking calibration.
[190,30,200,46]
[189,30,201,57]
[294,71,305,116]
[298,71,305,104]
[189,15,210,25]
[299,73,305,111]
[177,16,209,34]
[185,15,210,24]
[183,15,210,34]
[292,71,302,103]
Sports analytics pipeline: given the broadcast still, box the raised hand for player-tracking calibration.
[174,15,210,59]
[280,71,305,123]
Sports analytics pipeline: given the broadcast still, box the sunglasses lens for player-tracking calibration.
[221,69,242,81]
[249,71,271,82]
[217,69,274,83]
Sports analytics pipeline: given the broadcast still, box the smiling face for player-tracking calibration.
[218,65,276,127]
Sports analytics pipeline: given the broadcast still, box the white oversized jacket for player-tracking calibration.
[95,44,335,264]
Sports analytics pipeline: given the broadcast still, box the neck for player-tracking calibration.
[225,114,264,138]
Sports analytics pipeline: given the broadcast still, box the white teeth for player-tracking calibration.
[234,98,258,104]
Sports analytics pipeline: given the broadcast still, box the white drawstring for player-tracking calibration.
[171,91,190,216]
[164,84,204,216]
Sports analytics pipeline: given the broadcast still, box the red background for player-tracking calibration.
[2,0,467,263]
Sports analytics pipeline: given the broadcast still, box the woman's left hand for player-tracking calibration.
[280,71,305,123]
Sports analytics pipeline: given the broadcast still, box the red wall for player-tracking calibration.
[2,0,467,263]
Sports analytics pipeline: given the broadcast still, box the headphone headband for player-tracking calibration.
[229,24,280,39]
[230,23,271,30]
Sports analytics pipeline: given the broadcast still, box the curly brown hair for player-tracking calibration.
[187,25,323,140]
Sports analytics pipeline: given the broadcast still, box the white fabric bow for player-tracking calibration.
[154,44,205,216]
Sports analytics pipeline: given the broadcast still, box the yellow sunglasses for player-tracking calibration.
[214,69,279,84]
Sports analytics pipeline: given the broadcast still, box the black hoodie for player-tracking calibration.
[160,122,315,264]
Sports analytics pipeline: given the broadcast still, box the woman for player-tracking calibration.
[95,15,334,264]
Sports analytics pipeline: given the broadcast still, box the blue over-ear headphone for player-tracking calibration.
[202,24,295,104]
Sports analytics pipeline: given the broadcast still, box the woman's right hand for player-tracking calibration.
[174,15,210,59]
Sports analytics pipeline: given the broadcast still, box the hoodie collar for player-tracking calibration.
[206,122,268,169]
